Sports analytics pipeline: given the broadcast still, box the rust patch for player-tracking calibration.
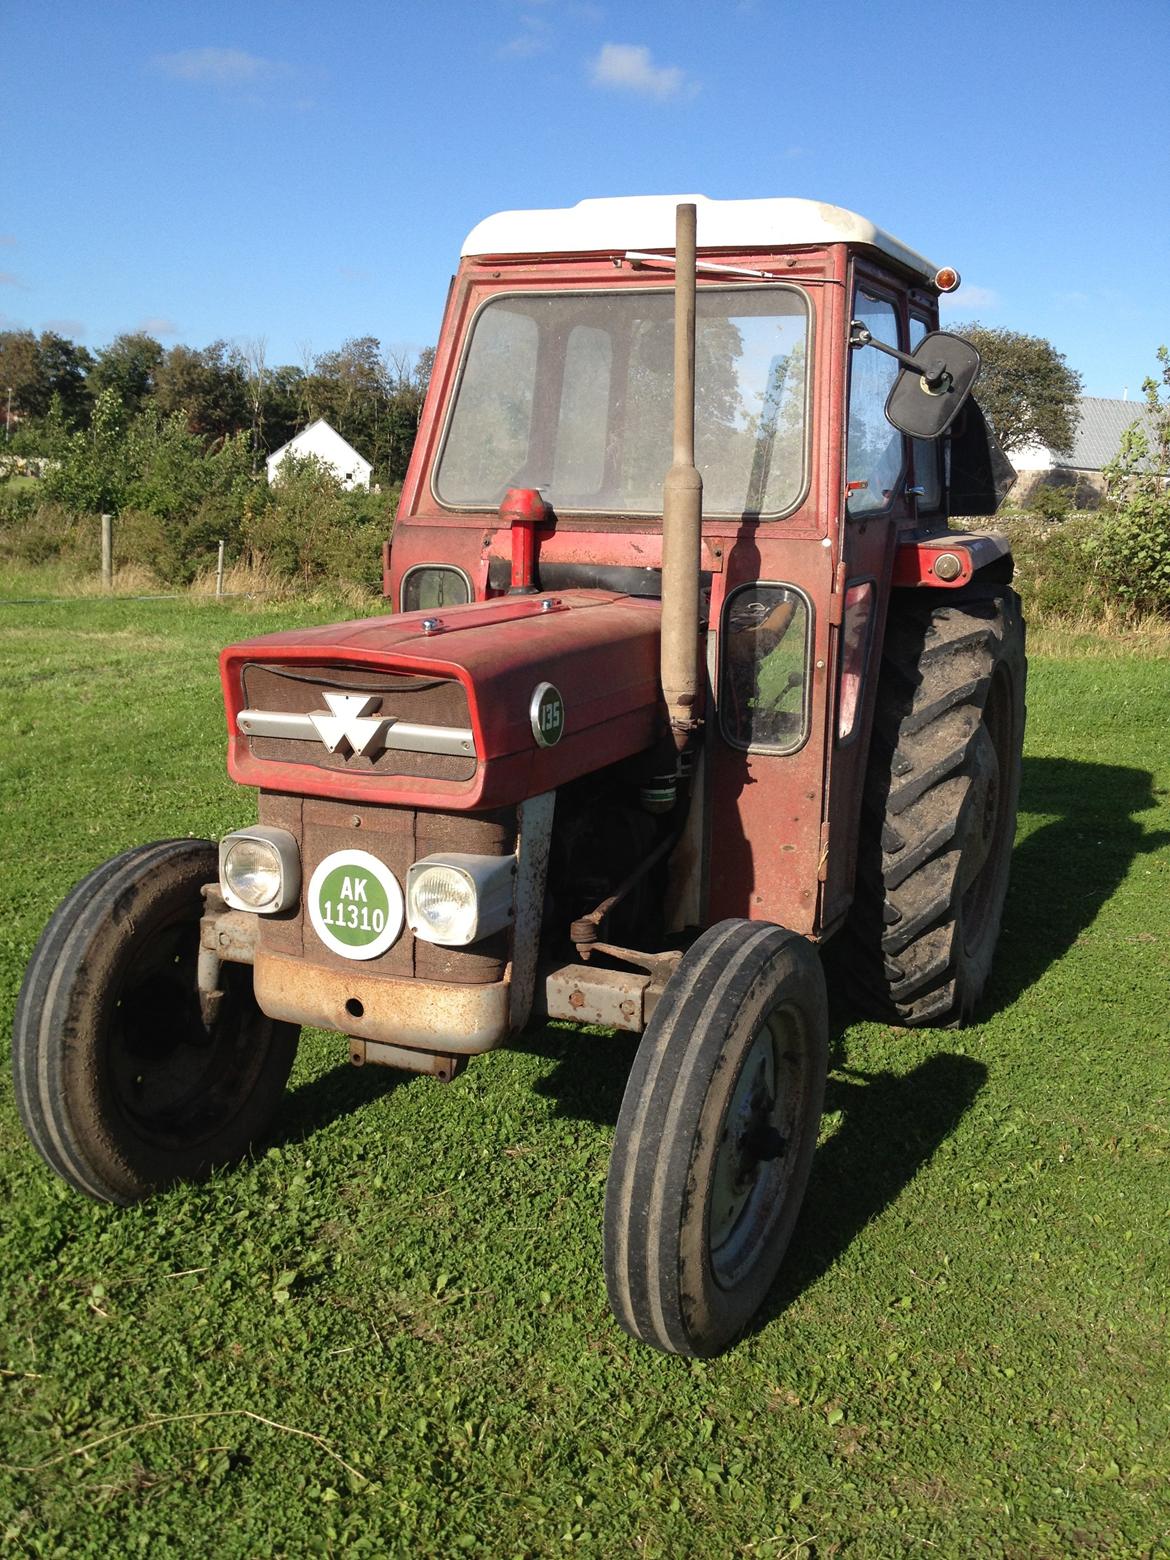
[253,950,511,1054]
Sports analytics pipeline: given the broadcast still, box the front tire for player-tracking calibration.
[12,840,298,1204]
[604,919,828,1357]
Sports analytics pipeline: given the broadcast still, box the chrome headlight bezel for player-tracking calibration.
[219,826,301,914]
[406,852,515,946]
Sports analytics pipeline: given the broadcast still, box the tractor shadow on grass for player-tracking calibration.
[269,1058,411,1149]
[515,1021,641,1127]
[753,1050,988,1333]
[982,755,1170,1015]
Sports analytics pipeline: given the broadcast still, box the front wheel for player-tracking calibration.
[604,919,828,1357]
[12,839,299,1204]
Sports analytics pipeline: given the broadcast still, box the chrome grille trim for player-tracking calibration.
[237,709,476,757]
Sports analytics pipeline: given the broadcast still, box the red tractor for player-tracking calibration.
[13,198,1024,1357]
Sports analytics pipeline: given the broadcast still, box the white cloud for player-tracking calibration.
[154,47,290,88]
[44,318,87,340]
[137,316,180,337]
[500,19,552,58]
[589,43,695,101]
[940,283,999,314]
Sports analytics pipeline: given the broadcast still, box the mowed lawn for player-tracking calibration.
[0,591,1167,1558]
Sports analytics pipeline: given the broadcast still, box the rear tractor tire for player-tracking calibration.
[605,919,828,1357]
[12,839,298,1204]
[844,586,1026,1026]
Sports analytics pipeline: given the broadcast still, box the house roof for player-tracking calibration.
[1056,396,1161,471]
[461,194,941,281]
[266,418,371,469]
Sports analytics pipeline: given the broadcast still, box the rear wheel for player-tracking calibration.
[604,919,828,1357]
[12,840,298,1204]
[843,586,1026,1025]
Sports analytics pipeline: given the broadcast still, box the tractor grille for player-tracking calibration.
[257,792,515,984]
[239,662,477,783]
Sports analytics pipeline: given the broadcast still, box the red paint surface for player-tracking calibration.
[891,532,1010,589]
[220,591,662,811]
[266,234,988,937]
[498,487,550,593]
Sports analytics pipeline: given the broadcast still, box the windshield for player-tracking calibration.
[434,286,810,517]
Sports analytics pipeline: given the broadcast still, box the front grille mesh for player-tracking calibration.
[240,662,477,782]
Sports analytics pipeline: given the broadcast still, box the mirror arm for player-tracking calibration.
[849,322,950,390]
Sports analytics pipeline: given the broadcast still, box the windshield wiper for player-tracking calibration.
[622,251,783,281]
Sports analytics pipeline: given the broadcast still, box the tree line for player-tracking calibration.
[0,328,433,487]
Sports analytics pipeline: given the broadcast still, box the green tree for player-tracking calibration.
[154,341,249,440]
[0,329,93,428]
[383,345,433,484]
[42,387,134,514]
[307,336,390,472]
[260,364,306,454]
[950,323,1083,455]
[1098,345,1170,616]
[0,331,41,428]
[89,332,164,418]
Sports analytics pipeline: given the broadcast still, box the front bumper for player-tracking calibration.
[252,950,512,1055]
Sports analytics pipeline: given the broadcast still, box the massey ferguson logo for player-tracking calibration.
[308,692,388,757]
[235,686,476,761]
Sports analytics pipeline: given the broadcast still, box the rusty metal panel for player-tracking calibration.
[199,904,259,965]
[348,1039,465,1080]
[508,792,555,1032]
[537,963,649,1031]
[253,951,511,1054]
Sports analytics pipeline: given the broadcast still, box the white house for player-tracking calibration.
[1012,396,1159,507]
[266,419,373,492]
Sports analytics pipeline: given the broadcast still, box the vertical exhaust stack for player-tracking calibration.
[660,203,704,755]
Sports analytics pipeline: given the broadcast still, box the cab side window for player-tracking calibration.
[846,291,905,516]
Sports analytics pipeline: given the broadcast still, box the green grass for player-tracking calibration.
[1,588,1168,1557]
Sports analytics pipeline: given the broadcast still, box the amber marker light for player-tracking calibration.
[934,267,961,293]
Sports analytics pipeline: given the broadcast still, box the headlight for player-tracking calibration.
[406,853,515,946]
[219,827,301,914]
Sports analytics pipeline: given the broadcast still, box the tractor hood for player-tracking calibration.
[220,590,663,810]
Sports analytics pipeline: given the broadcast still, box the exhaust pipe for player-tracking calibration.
[660,203,703,755]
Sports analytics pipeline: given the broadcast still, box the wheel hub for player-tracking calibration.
[708,1011,796,1286]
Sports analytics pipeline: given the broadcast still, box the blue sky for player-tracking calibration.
[4,0,1168,398]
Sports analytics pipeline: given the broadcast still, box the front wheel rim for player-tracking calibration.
[708,1005,803,1289]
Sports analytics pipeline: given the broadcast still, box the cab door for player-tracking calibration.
[817,268,913,931]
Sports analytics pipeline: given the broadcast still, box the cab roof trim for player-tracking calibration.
[461,194,939,280]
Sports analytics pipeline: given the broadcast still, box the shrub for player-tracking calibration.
[1025,483,1077,522]
[996,514,1105,620]
[1097,346,1170,618]
[0,498,92,568]
[242,456,391,592]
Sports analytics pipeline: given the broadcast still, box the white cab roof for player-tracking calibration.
[462,194,938,280]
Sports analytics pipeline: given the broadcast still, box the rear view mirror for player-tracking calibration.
[886,332,981,440]
[850,323,981,441]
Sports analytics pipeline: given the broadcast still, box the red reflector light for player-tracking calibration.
[934,266,961,293]
[837,581,875,743]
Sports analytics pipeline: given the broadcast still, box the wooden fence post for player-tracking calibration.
[100,514,113,590]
